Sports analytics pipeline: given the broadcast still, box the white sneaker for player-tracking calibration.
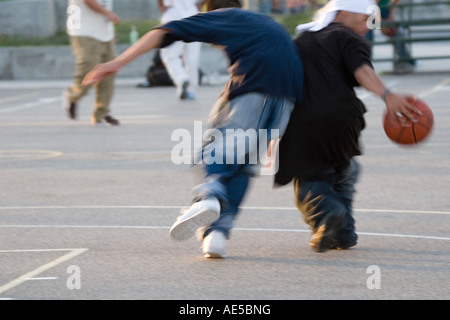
[202,231,227,258]
[169,198,220,241]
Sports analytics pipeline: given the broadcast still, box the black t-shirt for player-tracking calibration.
[157,8,304,102]
[275,23,373,185]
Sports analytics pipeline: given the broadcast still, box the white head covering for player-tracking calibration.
[296,0,377,34]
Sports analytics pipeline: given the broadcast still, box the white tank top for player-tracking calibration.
[67,0,115,42]
[161,0,199,23]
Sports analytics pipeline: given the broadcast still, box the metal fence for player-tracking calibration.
[372,0,450,70]
[243,0,322,14]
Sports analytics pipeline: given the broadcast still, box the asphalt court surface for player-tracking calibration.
[0,70,449,300]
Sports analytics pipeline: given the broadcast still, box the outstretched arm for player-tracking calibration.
[82,28,170,85]
[354,64,421,125]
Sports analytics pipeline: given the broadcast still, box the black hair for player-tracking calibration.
[205,0,242,11]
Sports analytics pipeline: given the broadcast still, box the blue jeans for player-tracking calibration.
[193,93,295,239]
[293,159,360,245]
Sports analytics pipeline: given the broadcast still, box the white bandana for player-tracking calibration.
[296,0,377,34]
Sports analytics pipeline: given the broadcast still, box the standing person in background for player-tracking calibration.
[158,0,204,100]
[366,0,415,72]
[378,0,415,72]
[64,0,121,126]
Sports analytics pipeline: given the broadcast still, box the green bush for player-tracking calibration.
[0,9,318,47]
[0,30,70,47]
[273,9,317,35]
[0,19,161,47]
[115,20,161,45]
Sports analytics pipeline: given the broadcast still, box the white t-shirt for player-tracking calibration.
[67,0,115,42]
[161,0,199,23]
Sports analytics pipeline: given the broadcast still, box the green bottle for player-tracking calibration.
[129,26,139,45]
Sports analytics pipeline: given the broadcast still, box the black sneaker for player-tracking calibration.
[179,81,190,100]
[309,212,344,252]
[136,81,152,88]
[104,115,120,126]
[63,94,77,120]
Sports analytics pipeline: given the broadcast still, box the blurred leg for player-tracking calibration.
[92,40,116,122]
[65,36,100,104]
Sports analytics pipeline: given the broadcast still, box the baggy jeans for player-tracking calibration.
[193,93,295,239]
[293,159,360,245]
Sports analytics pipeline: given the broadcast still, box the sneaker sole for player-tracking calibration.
[330,240,357,250]
[310,214,343,252]
[203,240,227,258]
[169,209,219,241]
[204,251,226,259]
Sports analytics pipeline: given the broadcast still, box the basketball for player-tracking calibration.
[383,98,434,145]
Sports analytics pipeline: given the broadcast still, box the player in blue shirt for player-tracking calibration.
[83,0,304,258]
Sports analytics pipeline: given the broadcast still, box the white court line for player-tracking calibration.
[0,92,39,104]
[0,248,84,253]
[0,150,63,161]
[0,205,448,215]
[357,80,399,100]
[235,227,450,241]
[0,224,448,241]
[366,142,450,149]
[114,114,165,120]
[0,96,61,114]
[0,248,88,295]
[418,78,450,98]
[357,78,450,101]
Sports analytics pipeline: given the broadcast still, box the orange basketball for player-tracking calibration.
[383,98,434,145]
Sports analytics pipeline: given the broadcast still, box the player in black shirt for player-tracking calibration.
[275,2,421,252]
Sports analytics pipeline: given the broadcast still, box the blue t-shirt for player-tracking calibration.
[157,8,303,102]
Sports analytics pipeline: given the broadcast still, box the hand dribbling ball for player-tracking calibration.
[383,98,434,145]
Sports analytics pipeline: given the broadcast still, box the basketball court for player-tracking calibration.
[0,67,449,301]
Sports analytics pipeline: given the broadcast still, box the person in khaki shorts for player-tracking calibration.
[64,0,120,126]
